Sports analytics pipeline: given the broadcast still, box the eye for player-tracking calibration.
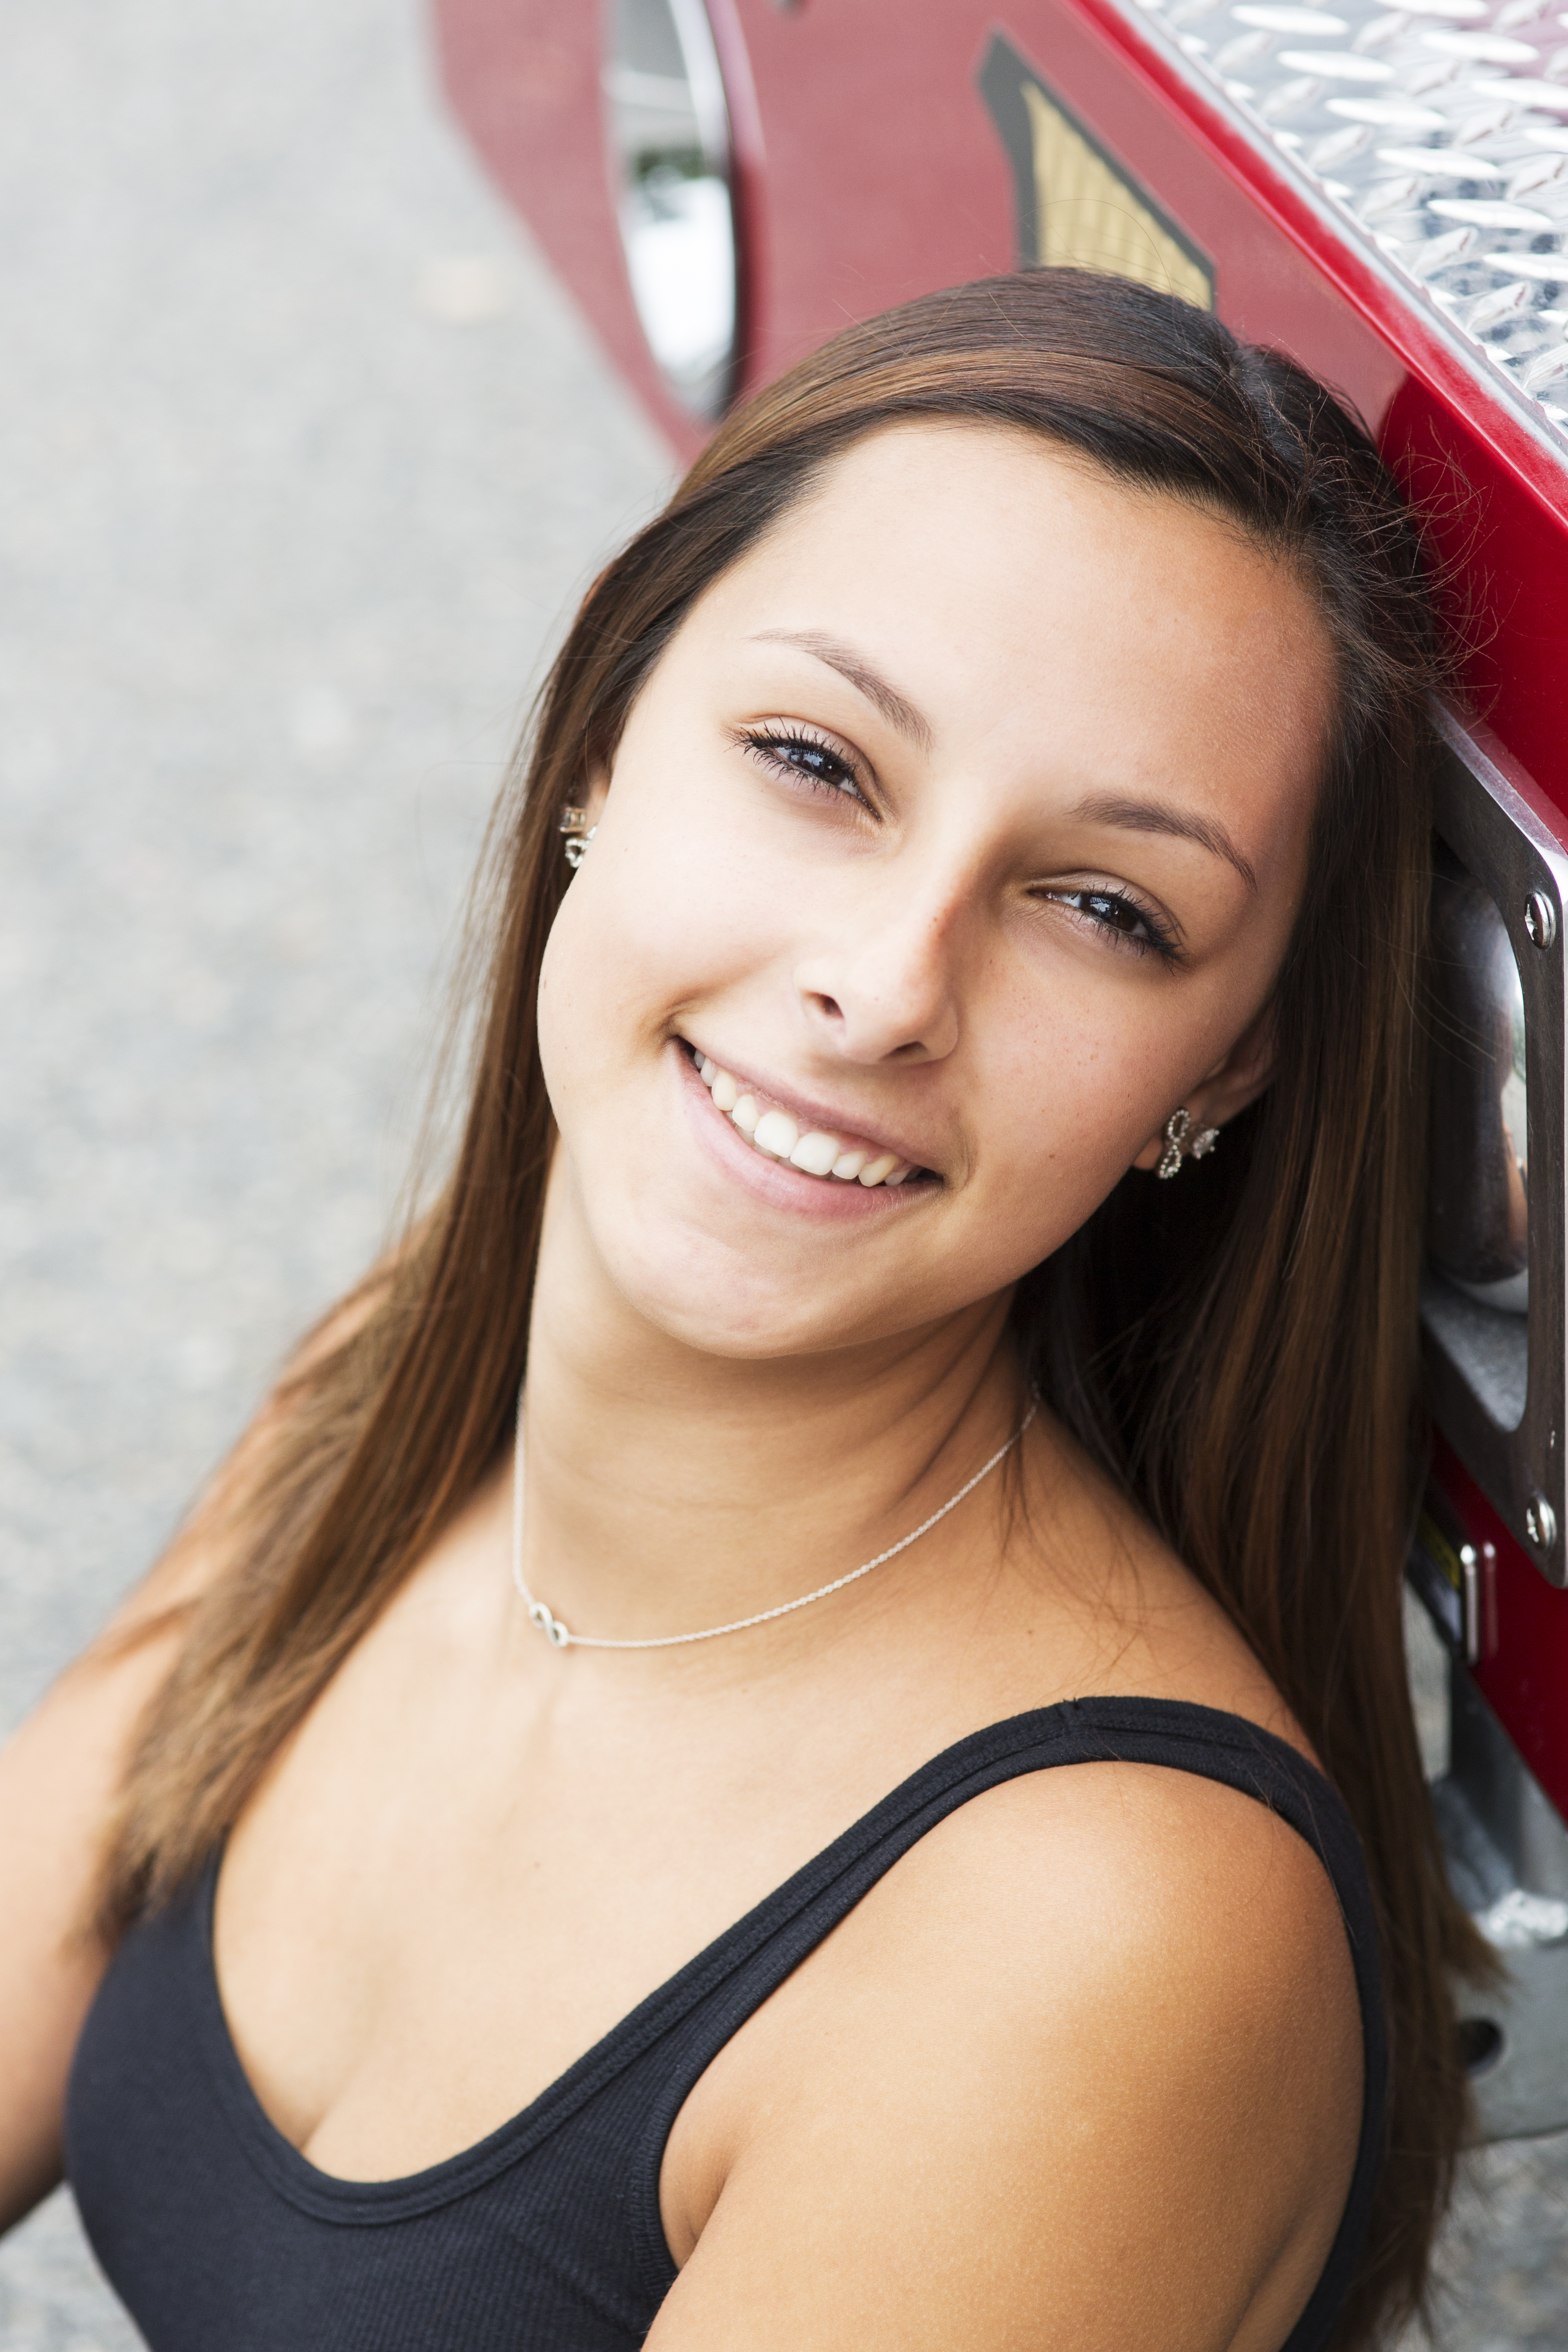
[1039,885,1182,965]
[736,724,870,808]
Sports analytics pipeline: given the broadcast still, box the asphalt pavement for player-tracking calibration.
[0,1,1562,2342]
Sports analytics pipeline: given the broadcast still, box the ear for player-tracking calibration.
[1130,1001,1278,1173]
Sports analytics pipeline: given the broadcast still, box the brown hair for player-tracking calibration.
[103,270,1483,2346]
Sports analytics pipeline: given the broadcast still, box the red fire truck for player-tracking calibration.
[435,0,1568,2139]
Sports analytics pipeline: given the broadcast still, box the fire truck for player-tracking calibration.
[434,0,1568,2140]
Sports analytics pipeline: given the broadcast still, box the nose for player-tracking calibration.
[793,881,963,1065]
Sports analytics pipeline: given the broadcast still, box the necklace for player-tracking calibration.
[510,1384,1037,1652]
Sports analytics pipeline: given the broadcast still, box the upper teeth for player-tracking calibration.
[695,1054,913,1187]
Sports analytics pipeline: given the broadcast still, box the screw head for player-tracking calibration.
[1525,890,1557,949]
[1525,1493,1558,1552]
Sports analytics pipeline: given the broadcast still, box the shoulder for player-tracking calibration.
[889,1746,1359,2078]
[816,1745,1359,2108]
[658,1745,1362,2352]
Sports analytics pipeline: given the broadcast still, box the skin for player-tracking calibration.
[0,422,1362,2350]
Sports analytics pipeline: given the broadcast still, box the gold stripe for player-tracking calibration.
[1023,83,1213,309]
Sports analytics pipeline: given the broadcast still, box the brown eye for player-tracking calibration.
[1054,888,1147,939]
[1080,891,1144,937]
[775,740,852,788]
[738,726,869,806]
[1040,886,1181,965]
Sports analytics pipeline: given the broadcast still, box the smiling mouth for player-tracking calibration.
[686,1045,934,1190]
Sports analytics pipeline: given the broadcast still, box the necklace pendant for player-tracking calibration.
[527,1599,572,1648]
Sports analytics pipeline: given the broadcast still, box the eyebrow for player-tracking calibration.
[752,632,1257,892]
[751,630,934,752]
[1068,791,1259,894]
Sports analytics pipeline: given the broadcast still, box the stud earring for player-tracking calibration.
[559,805,596,869]
[1156,1107,1220,1179]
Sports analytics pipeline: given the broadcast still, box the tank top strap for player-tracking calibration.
[624,1695,1386,2352]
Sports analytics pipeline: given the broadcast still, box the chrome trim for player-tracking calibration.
[602,0,739,421]
[1124,0,1568,480]
[1423,706,1568,1584]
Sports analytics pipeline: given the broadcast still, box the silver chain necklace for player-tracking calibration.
[510,1383,1037,1652]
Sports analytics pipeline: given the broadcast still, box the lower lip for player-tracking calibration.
[676,1047,935,1221]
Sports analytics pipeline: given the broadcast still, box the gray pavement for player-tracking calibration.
[0,1,1562,2342]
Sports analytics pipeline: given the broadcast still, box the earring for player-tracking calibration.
[1156,1107,1191,1180]
[559,806,597,869]
[1156,1107,1220,1179]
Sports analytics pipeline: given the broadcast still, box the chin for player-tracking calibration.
[594,1218,889,1360]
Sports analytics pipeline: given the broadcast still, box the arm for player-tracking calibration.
[651,1761,1363,2352]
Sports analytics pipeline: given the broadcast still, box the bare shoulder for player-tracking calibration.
[656,1753,1362,2352]
[881,1755,1361,2079]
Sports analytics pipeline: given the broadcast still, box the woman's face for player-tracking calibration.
[537,422,1331,1359]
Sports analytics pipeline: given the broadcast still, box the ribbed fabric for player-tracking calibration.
[66,1697,1385,2352]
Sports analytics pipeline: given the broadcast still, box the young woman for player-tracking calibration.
[1,271,1483,2351]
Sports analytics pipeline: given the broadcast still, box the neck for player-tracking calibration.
[514,1165,1029,1675]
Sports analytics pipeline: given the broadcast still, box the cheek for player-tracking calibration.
[967,973,1182,1246]
[536,807,789,1092]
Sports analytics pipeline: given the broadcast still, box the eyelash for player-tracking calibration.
[736,725,1181,965]
[1039,886,1183,965]
[736,724,870,807]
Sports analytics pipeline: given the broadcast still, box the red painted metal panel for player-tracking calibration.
[1436,1441,1568,1820]
[737,0,1406,418]
[718,2,1016,384]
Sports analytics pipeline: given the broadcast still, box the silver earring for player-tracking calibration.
[1156,1107,1220,1179]
[559,806,597,869]
[1156,1107,1191,1180]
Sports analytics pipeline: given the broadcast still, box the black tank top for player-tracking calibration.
[66,1698,1386,2352]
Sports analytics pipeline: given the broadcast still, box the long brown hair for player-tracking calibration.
[103,271,1482,2346]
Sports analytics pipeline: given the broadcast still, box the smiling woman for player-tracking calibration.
[0,272,1486,2352]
